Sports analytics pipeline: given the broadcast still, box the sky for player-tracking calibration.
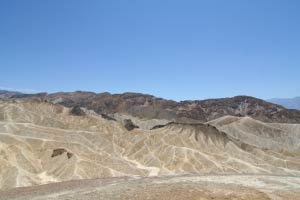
[0,0,299,101]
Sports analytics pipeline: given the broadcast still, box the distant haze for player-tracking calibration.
[268,97,300,110]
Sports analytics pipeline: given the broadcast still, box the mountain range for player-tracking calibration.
[1,90,300,124]
[268,97,300,110]
[0,90,300,199]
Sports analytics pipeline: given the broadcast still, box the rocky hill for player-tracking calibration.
[4,91,300,124]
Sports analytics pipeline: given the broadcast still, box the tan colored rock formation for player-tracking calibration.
[0,100,300,192]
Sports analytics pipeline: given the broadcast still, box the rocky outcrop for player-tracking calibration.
[123,119,139,131]
[51,148,73,159]
[70,106,86,116]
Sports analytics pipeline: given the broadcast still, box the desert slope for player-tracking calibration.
[1,100,300,191]
[208,116,300,152]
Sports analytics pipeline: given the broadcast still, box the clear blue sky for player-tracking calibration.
[0,0,299,101]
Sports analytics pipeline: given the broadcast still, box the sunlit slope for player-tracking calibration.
[0,100,300,189]
[208,116,300,152]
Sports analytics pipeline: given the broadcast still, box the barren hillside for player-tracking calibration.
[0,100,300,193]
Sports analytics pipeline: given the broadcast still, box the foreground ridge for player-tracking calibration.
[1,175,300,200]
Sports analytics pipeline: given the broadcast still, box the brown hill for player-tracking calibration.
[5,91,300,124]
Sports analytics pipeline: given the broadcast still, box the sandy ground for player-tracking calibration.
[1,175,300,200]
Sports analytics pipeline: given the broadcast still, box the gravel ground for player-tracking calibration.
[1,175,300,200]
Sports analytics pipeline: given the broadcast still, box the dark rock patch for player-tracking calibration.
[51,148,67,157]
[124,119,139,131]
[150,124,167,130]
[101,113,117,121]
[67,152,73,159]
[51,148,73,159]
[70,106,85,116]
